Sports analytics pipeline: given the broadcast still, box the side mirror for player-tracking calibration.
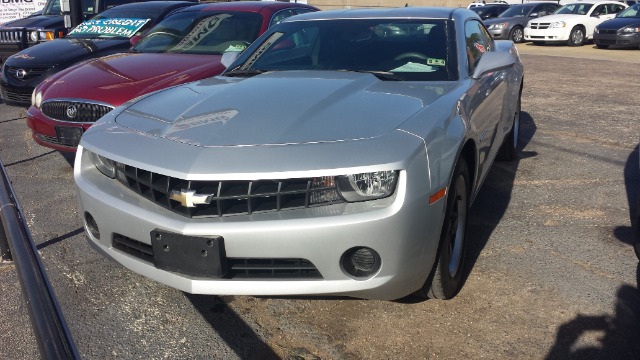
[471,51,516,80]
[591,12,600,17]
[529,12,539,17]
[221,51,240,69]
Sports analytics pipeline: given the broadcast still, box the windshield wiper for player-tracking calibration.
[224,68,268,78]
[338,70,402,81]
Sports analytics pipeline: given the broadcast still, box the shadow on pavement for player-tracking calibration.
[464,110,537,287]
[545,265,640,360]
[185,294,280,360]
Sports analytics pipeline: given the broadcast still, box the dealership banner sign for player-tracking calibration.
[0,0,46,24]
[68,18,150,38]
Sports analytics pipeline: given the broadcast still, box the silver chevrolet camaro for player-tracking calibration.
[74,7,524,300]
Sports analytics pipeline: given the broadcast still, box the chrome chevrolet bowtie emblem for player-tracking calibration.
[15,69,27,79]
[66,105,78,119]
[169,189,211,208]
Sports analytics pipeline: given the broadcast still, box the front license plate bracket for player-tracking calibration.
[151,230,228,277]
[54,126,83,147]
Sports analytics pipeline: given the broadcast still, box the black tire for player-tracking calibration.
[568,26,585,46]
[635,192,640,260]
[509,26,524,43]
[533,41,545,46]
[496,91,521,161]
[595,43,609,49]
[416,158,470,300]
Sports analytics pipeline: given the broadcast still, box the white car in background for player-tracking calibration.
[524,1,627,45]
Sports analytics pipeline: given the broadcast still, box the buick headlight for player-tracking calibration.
[31,90,42,108]
[620,26,640,33]
[87,150,116,178]
[489,22,508,30]
[337,171,398,202]
[549,21,566,29]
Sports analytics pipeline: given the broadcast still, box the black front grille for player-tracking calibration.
[0,29,24,43]
[115,163,344,218]
[1,87,31,103]
[6,65,51,81]
[529,23,550,30]
[112,233,322,279]
[41,100,114,122]
[597,29,617,35]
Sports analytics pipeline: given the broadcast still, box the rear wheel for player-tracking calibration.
[568,26,585,46]
[510,26,524,43]
[417,158,470,300]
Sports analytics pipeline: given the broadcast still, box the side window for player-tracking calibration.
[593,4,607,15]
[531,5,544,16]
[465,20,493,75]
[609,4,625,13]
[545,4,561,14]
[269,9,296,28]
[294,8,315,16]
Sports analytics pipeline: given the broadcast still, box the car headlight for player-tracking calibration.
[29,30,38,42]
[87,150,116,178]
[39,30,54,41]
[594,27,600,34]
[31,90,42,108]
[620,26,640,33]
[489,22,508,30]
[337,171,398,202]
[549,21,566,29]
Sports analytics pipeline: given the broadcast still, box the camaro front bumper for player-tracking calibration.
[74,141,448,300]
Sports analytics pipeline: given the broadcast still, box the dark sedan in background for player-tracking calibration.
[0,1,197,106]
[484,2,561,42]
[594,3,640,48]
[470,4,511,20]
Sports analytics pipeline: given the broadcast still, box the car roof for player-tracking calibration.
[102,1,197,11]
[175,1,317,13]
[283,7,464,21]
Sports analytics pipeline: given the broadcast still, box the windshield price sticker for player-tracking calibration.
[69,18,150,38]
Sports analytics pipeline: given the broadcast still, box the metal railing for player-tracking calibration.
[0,159,80,360]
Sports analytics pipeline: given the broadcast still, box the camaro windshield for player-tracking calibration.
[233,19,456,81]
[132,11,262,54]
[556,3,594,15]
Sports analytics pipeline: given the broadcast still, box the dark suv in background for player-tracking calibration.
[0,0,178,63]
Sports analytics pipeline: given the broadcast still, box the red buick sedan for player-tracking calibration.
[26,1,318,152]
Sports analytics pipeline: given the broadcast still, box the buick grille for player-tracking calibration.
[42,100,114,123]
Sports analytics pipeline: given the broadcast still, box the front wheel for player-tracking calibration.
[496,92,521,161]
[417,158,470,300]
[510,26,524,43]
[568,26,585,46]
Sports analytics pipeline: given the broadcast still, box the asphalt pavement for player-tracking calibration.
[1,44,639,359]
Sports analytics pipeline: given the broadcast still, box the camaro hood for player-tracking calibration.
[1,15,61,29]
[42,53,224,106]
[7,38,130,67]
[597,17,640,30]
[114,70,455,146]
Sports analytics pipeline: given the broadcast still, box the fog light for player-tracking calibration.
[340,247,381,279]
[85,212,99,239]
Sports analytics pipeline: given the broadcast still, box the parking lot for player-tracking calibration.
[1,43,639,359]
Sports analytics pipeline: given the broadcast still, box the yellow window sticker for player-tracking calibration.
[427,58,446,66]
